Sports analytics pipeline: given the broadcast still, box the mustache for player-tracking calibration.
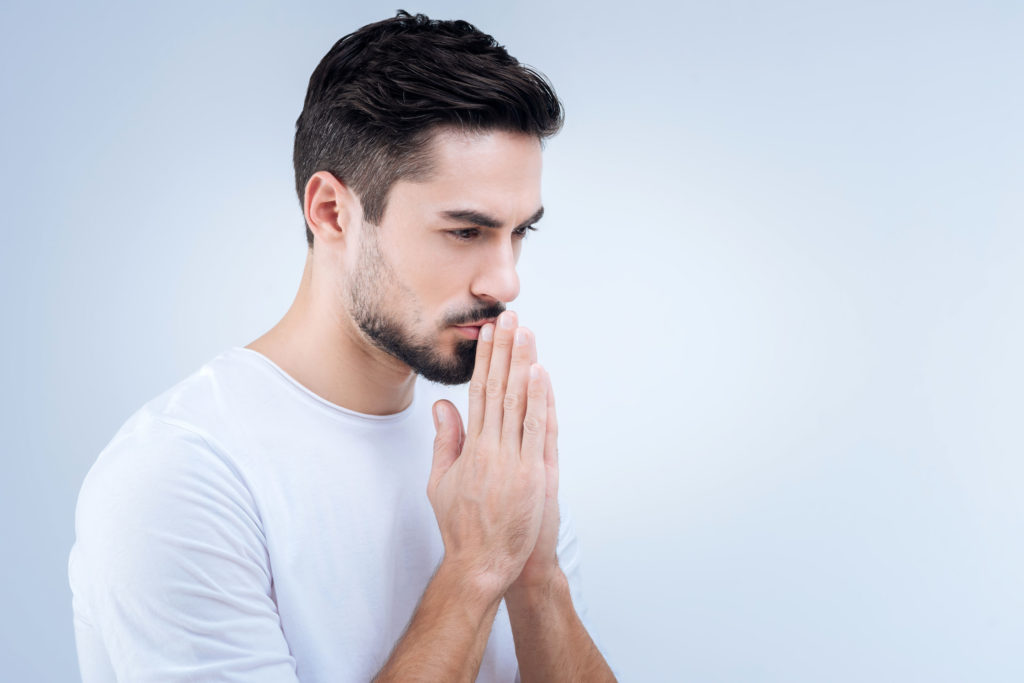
[446,303,507,327]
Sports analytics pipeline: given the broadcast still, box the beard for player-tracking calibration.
[347,227,504,385]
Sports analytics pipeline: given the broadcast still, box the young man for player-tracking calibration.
[69,11,616,682]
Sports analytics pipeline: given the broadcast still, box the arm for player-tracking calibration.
[506,571,617,682]
[372,559,502,682]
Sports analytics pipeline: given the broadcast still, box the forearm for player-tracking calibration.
[373,559,503,682]
[506,570,616,683]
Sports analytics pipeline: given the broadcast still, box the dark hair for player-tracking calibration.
[293,10,564,247]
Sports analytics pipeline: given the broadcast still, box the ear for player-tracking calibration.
[303,171,361,247]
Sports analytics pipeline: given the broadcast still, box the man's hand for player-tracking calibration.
[428,310,550,595]
[508,369,560,593]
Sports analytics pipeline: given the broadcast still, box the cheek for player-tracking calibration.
[386,234,480,314]
[410,246,472,294]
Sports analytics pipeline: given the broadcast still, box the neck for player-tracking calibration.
[245,249,417,416]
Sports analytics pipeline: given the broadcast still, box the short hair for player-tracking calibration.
[293,10,564,247]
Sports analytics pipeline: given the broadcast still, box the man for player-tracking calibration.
[69,10,616,682]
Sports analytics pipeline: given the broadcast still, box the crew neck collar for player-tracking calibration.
[229,346,418,424]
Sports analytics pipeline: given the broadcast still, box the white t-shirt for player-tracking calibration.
[68,347,595,682]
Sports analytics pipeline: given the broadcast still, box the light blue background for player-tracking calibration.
[2,1,1022,680]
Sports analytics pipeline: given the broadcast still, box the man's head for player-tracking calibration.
[293,11,563,385]
[294,10,563,248]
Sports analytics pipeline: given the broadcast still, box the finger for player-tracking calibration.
[481,310,518,441]
[500,326,537,450]
[520,364,548,464]
[429,400,463,494]
[466,322,495,439]
[544,369,559,472]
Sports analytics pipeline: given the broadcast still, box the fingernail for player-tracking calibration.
[435,404,444,425]
[499,312,516,329]
[515,328,527,346]
[481,324,493,341]
[530,364,540,379]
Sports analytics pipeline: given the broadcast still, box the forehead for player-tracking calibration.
[385,128,544,225]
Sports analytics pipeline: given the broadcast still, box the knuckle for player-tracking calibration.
[468,380,486,400]
[485,377,504,400]
[523,415,544,436]
[502,391,521,412]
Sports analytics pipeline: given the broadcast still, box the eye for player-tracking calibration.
[513,225,538,239]
[448,228,480,241]
[447,225,538,242]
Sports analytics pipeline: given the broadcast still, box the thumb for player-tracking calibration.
[430,399,463,480]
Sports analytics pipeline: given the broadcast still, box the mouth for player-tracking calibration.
[451,318,496,341]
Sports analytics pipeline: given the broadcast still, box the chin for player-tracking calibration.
[413,339,477,386]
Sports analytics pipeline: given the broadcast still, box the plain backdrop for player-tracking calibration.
[2,1,1022,680]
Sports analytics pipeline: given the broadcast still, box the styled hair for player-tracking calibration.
[293,10,564,247]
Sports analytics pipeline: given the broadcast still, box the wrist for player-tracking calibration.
[505,566,567,603]
[438,555,511,604]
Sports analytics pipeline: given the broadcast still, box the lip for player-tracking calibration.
[452,319,495,329]
[452,318,496,341]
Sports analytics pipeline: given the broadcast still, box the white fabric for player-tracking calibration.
[69,347,594,682]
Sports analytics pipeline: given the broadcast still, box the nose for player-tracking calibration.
[470,241,520,304]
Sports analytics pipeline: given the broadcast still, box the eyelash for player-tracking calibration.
[449,226,537,242]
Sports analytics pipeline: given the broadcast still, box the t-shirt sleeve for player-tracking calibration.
[69,415,300,682]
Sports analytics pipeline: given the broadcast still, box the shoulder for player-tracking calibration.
[72,411,264,583]
[75,347,279,527]
[77,411,252,520]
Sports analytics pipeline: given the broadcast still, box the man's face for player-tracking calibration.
[345,128,543,385]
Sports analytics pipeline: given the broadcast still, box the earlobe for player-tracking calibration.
[304,171,359,245]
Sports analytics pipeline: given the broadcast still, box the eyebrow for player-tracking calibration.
[440,206,544,230]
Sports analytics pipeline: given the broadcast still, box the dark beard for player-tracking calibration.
[355,309,479,385]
